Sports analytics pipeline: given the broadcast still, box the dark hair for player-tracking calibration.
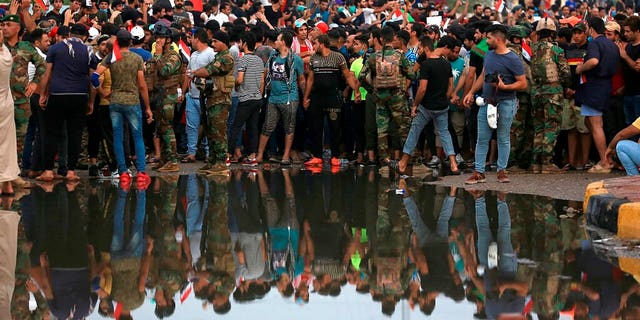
[282,283,294,297]
[328,280,341,297]
[154,298,176,318]
[194,27,208,44]
[380,26,395,43]
[213,300,231,314]
[381,299,396,316]
[354,33,369,45]
[420,297,436,315]
[419,35,434,51]
[437,35,457,49]
[327,28,340,42]
[265,28,279,43]
[279,29,294,47]
[486,24,508,40]
[229,23,244,42]
[240,31,257,50]
[120,315,134,320]
[411,23,424,37]
[558,26,573,42]
[316,34,331,47]
[627,15,640,32]
[28,28,46,43]
[249,24,265,43]
[396,29,410,45]
[587,17,605,34]
[473,3,482,10]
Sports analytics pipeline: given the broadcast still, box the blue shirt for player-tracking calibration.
[576,35,620,111]
[129,47,152,62]
[47,38,92,94]
[267,52,304,104]
[482,50,524,102]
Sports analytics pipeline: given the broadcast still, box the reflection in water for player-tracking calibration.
[6,169,640,319]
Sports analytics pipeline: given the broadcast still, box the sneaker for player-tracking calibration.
[487,242,498,269]
[157,162,180,172]
[151,161,165,170]
[455,153,464,164]
[427,156,441,167]
[119,171,131,183]
[322,149,332,159]
[304,157,323,166]
[136,172,152,190]
[89,165,99,177]
[412,164,433,176]
[99,170,120,180]
[507,165,528,174]
[197,164,214,174]
[464,171,486,185]
[330,157,340,166]
[497,170,510,183]
[541,164,566,174]
[226,157,231,166]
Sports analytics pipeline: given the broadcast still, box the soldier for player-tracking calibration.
[151,25,182,172]
[530,18,571,173]
[359,27,417,172]
[506,25,535,172]
[3,14,45,183]
[192,31,235,176]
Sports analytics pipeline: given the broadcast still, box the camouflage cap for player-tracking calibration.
[572,22,587,32]
[508,25,528,39]
[2,14,20,23]
[536,17,557,32]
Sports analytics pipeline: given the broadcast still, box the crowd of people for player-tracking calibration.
[1,0,640,192]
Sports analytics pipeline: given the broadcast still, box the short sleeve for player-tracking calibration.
[136,56,144,72]
[294,55,304,77]
[336,52,347,69]
[237,57,248,72]
[46,44,57,63]
[586,39,602,62]
[508,53,525,77]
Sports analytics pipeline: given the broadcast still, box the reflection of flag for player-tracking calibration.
[178,39,191,61]
[521,39,532,62]
[180,283,192,304]
[35,0,49,9]
[191,0,203,11]
[110,39,122,64]
[114,302,123,320]
[579,73,587,84]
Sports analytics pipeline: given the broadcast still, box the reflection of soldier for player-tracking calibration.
[530,18,571,173]
[507,26,534,171]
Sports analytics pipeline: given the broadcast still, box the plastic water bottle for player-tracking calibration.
[177,88,183,98]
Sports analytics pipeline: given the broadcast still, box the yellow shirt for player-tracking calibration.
[99,68,112,106]
[633,117,640,130]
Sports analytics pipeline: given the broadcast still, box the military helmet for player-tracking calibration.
[153,24,172,37]
[536,17,557,32]
[508,25,528,39]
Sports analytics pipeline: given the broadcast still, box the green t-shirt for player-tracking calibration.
[350,57,368,101]
[102,51,144,106]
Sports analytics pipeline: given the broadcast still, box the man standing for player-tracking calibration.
[398,36,460,175]
[359,27,415,170]
[530,18,571,173]
[292,19,314,64]
[463,24,527,184]
[95,30,153,187]
[151,25,182,172]
[575,17,620,173]
[303,34,360,166]
[192,31,235,176]
[619,16,640,125]
[36,24,93,182]
[256,31,305,165]
[181,28,215,164]
[3,15,45,171]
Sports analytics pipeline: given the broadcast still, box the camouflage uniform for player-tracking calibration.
[360,46,417,161]
[203,177,235,296]
[507,37,534,169]
[6,41,46,164]
[530,39,570,167]
[154,50,183,163]
[203,49,235,165]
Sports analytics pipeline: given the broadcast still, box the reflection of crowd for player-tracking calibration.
[7,169,640,318]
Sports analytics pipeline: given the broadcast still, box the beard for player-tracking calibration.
[175,4,183,9]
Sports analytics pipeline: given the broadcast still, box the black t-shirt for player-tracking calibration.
[469,52,484,77]
[264,5,282,27]
[623,42,640,95]
[419,57,452,110]
[310,51,346,104]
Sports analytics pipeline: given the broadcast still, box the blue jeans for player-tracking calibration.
[475,98,516,173]
[110,104,146,174]
[186,94,209,156]
[623,95,640,125]
[475,196,516,273]
[403,195,454,247]
[616,140,640,176]
[111,189,146,259]
[403,106,455,156]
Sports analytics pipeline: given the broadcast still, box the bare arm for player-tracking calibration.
[576,57,599,74]
[236,70,245,86]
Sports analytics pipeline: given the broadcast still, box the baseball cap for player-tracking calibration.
[572,22,587,32]
[2,14,20,23]
[70,23,88,36]
[294,18,307,29]
[116,29,132,41]
[130,25,145,40]
[605,21,620,33]
[88,27,99,41]
[315,21,329,34]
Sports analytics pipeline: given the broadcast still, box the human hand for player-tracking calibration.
[146,109,154,123]
[86,101,93,115]
[25,82,37,97]
[411,105,417,117]
[462,93,474,108]
[39,95,48,109]
[303,98,310,109]
[496,74,506,90]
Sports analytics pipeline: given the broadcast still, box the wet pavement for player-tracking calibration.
[4,167,639,319]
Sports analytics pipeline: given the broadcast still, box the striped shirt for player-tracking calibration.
[309,51,346,103]
[235,53,264,102]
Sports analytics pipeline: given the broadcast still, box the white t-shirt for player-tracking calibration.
[362,7,376,24]
[188,47,216,98]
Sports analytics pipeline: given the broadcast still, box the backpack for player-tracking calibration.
[373,50,402,89]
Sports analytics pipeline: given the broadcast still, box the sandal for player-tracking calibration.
[181,155,196,163]
[587,163,612,174]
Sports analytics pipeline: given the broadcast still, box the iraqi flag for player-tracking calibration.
[35,0,49,10]
[495,0,505,14]
[521,39,532,62]
[180,283,193,304]
[110,39,122,64]
[179,39,191,61]
[190,0,203,11]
